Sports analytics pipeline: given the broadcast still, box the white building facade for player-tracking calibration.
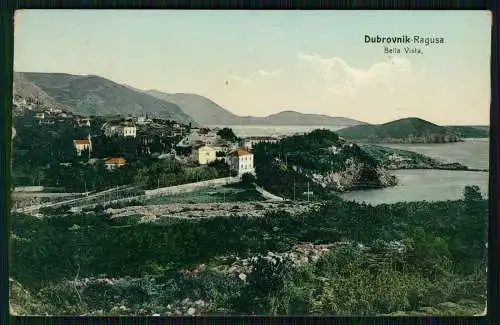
[104,125,137,138]
[73,137,92,156]
[192,145,217,165]
[242,136,278,149]
[228,148,255,175]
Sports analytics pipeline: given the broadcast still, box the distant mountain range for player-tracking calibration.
[13,72,195,124]
[12,72,365,127]
[14,73,486,133]
[336,118,488,143]
[145,90,365,126]
[145,90,244,125]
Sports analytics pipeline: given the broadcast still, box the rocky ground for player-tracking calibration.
[105,201,323,221]
[52,242,341,316]
[208,242,336,277]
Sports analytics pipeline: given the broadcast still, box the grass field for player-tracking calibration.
[144,183,265,205]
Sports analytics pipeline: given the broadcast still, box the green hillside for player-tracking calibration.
[446,126,489,138]
[252,129,397,195]
[14,72,195,124]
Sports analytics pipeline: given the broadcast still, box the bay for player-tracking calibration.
[211,124,490,204]
[341,139,490,204]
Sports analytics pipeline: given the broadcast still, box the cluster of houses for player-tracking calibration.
[13,96,64,117]
[67,116,280,177]
[13,96,75,122]
[72,119,135,170]
[72,134,127,170]
[180,128,280,175]
[16,97,282,178]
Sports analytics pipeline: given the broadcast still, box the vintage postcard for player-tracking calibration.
[10,10,491,316]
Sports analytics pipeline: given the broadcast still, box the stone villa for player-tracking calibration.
[227,148,254,175]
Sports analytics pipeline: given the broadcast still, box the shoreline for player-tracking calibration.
[356,137,489,145]
[389,167,489,172]
[337,166,488,193]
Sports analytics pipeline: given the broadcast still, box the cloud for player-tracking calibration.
[231,69,281,86]
[298,52,413,95]
[231,75,252,85]
[257,69,280,76]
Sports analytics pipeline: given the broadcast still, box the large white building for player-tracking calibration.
[73,135,92,156]
[192,145,217,165]
[242,136,278,149]
[104,124,137,138]
[227,148,254,175]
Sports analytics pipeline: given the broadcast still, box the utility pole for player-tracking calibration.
[293,178,296,201]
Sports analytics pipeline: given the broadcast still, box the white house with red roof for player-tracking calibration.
[73,135,92,156]
[227,148,254,175]
[104,157,127,170]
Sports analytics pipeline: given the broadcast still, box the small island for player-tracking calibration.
[336,117,488,144]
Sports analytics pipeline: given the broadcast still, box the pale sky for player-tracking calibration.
[14,10,492,125]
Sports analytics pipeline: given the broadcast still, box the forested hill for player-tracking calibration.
[336,117,463,143]
[252,129,397,196]
[445,125,489,138]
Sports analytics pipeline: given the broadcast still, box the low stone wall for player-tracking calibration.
[12,192,83,198]
[144,177,241,197]
[13,186,45,192]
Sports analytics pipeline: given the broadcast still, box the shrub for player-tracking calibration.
[254,203,265,210]
[241,173,256,186]
[235,253,295,314]
[93,204,105,213]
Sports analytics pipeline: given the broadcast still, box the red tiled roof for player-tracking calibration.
[230,148,252,157]
[105,157,127,165]
[73,139,91,145]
